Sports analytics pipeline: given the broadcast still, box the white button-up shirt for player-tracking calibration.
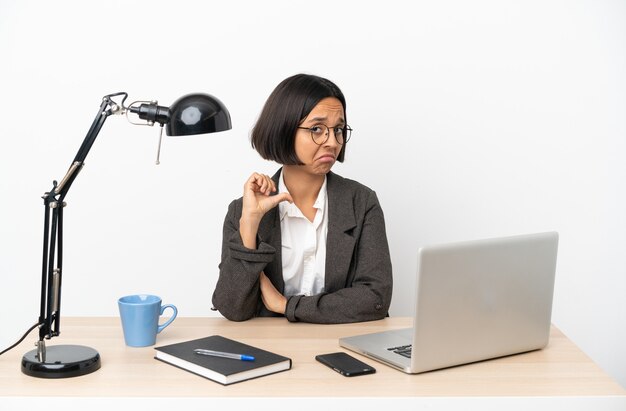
[278,172,328,297]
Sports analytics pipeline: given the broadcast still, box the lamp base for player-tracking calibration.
[21,344,101,378]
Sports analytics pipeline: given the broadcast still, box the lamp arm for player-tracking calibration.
[54,93,128,199]
[36,93,127,347]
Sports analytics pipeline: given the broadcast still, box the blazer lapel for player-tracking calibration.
[325,172,357,291]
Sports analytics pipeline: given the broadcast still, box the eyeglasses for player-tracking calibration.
[297,124,352,145]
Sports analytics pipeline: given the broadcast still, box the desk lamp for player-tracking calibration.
[20,92,231,378]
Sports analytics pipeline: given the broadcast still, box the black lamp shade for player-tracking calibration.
[166,93,232,136]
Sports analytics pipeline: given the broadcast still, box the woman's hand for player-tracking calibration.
[260,272,287,315]
[239,172,292,249]
[242,172,291,220]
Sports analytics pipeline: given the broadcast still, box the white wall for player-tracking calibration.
[1,0,624,388]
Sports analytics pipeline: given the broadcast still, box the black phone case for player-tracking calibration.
[315,352,376,377]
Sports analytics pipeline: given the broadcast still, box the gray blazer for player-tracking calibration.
[211,169,392,323]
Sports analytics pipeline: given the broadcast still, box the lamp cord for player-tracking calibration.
[0,322,40,356]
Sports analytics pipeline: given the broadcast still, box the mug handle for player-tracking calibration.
[157,304,178,334]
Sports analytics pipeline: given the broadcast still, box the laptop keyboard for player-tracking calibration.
[388,344,412,358]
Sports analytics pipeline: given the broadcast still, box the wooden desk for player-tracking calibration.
[0,317,624,399]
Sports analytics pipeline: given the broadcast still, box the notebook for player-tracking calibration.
[340,231,559,374]
[155,335,292,385]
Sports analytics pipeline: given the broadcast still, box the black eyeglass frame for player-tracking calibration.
[297,124,353,145]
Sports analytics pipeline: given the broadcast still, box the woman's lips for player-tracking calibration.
[317,153,336,163]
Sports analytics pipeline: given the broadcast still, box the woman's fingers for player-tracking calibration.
[246,173,275,195]
[259,174,274,195]
[266,191,293,208]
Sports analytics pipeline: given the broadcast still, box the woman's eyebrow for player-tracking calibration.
[305,116,346,124]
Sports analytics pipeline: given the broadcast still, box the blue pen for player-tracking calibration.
[194,348,255,361]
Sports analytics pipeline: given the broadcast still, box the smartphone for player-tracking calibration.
[315,352,376,377]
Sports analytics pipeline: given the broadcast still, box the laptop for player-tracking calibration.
[340,231,559,374]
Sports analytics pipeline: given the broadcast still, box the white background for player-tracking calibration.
[0,0,624,389]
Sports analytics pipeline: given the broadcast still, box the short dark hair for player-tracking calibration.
[251,74,348,164]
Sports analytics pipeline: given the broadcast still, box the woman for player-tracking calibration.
[212,74,392,323]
